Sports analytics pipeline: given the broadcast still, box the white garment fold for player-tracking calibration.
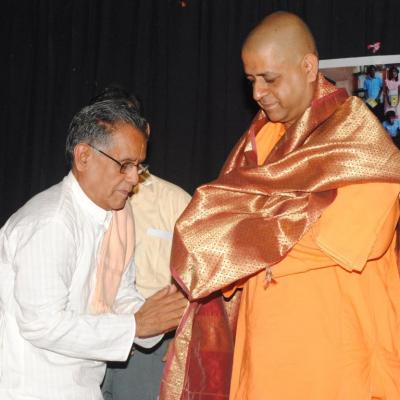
[0,172,161,400]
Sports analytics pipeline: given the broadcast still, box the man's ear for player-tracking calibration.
[303,53,319,83]
[145,122,151,138]
[73,143,92,172]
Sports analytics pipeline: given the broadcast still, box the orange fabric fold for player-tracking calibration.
[232,119,400,399]
[90,202,135,314]
[172,76,400,301]
[314,183,400,271]
[230,181,400,399]
[160,76,400,400]
[255,121,286,165]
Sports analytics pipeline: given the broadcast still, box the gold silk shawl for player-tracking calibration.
[160,76,400,400]
[173,76,400,299]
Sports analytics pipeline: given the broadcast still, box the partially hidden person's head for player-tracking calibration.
[66,99,148,211]
[385,110,396,124]
[367,65,376,78]
[388,66,399,81]
[241,11,319,127]
[90,85,143,114]
[91,85,150,137]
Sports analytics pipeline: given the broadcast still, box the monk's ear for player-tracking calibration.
[73,143,93,172]
[303,53,319,83]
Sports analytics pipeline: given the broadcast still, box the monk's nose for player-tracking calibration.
[253,80,269,102]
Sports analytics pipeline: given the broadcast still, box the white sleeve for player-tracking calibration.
[113,259,163,349]
[14,220,135,362]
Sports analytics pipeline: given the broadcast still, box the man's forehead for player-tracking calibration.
[110,122,146,141]
[109,123,146,154]
[242,43,289,73]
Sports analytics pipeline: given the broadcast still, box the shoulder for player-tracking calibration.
[148,174,191,202]
[2,176,76,239]
[130,174,191,222]
[134,174,191,207]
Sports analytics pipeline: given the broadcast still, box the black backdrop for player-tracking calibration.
[1,0,399,225]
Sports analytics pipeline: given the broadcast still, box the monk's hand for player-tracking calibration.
[135,285,188,338]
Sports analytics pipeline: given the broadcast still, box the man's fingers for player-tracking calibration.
[144,289,186,312]
[159,298,188,315]
[167,284,178,294]
[147,286,171,300]
[157,316,185,334]
[161,310,187,325]
[155,288,187,305]
[135,286,188,338]
[137,312,183,338]
[146,285,185,304]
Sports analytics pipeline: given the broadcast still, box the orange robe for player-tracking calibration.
[230,122,400,399]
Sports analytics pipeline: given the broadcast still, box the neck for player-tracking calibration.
[71,168,109,211]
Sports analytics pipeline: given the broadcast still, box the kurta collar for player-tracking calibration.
[134,173,156,199]
[140,172,154,189]
[67,171,112,227]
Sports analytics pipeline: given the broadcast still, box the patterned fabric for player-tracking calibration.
[160,76,400,400]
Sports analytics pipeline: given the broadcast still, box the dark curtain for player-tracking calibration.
[1,0,399,225]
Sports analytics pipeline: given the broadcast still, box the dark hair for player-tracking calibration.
[385,110,396,121]
[388,66,399,81]
[90,85,143,115]
[65,98,148,166]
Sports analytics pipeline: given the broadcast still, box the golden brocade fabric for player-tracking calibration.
[160,75,400,400]
[173,76,400,300]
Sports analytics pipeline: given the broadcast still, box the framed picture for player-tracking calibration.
[320,55,400,146]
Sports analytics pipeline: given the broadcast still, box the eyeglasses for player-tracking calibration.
[88,144,148,175]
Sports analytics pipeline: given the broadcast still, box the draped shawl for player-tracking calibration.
[160,76,400,400]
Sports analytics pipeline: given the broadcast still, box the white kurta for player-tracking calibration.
[0,172,160,400]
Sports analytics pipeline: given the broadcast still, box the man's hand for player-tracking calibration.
[135,285,188,338]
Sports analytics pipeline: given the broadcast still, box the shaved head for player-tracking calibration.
[244,12,318,61]
[242,12,319,126]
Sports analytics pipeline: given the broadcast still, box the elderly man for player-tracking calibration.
[0,99,187,400]
[93,87,191,400]
[161,11,400,400]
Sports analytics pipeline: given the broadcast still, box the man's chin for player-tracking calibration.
[264,110,285,123]
[111,199,128,211]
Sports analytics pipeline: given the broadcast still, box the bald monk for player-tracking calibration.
[160,12,400,400]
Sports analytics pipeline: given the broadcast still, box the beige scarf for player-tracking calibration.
[90,202,135,314]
